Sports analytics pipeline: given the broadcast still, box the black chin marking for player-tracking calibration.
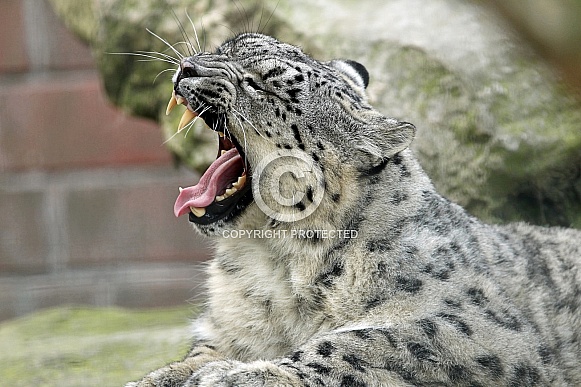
[189,182,253,225]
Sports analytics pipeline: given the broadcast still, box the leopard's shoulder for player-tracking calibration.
[130,33,581,387]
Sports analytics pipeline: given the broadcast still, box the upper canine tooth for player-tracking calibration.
[166,92,177,115]
[190,206,206,217]
[178,109,198,131]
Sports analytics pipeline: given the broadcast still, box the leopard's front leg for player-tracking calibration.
[181,326,414,387]
[182,317,555,387]
[125,343,224,387]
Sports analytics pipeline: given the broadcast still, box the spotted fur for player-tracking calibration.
[127,33,581,386]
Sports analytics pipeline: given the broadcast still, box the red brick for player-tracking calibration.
[0,0,29,72]
[0,72,171,171]
[66,168,211,266]
[0,190,50,274]
[35,0,95,70]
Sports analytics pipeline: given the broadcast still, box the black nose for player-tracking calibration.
[180,66,197,78]
[179,59,199,80]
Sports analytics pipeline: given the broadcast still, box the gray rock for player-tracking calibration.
[49,0,581,227]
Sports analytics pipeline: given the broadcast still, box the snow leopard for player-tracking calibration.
[127,33,581,386]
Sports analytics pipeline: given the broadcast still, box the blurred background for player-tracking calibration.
[0,0,211,322]
[0,0,580,384]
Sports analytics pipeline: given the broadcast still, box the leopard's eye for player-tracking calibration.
[243,76,266,93]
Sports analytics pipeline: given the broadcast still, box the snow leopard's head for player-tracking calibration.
[168,33,414,235]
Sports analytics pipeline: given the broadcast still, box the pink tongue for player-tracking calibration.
[174,148,244,217]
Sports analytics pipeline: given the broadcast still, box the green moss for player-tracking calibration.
[98,13,173,120]
[0,306,196,387]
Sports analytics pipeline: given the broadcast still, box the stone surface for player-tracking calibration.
[48,0,581,227]
[486,0,581,94]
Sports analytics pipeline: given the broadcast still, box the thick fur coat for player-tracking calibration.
[128,33,581,386]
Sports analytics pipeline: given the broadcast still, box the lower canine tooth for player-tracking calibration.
[190,206,206,217]
[218,132,225,137]
[233,175,247,189]
[178,109,197,131]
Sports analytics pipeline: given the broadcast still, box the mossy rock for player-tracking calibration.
[0,306,195,387]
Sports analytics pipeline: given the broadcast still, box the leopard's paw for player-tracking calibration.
[185,360,301,387]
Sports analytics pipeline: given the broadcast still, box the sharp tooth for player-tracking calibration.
[176,95,186,105]
[166,92,177,115]
[190,206,206,217]
[221,150,227,156]
[218,132,225,137]
[232,175,245,189]
[178,109,198,131]
[225,187,238,196]
[215,195,225,202]
[179,187,183,193]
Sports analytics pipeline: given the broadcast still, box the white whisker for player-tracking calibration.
[231,114,249,168]
[186,10,203,54]
[163,128,183,145]
[231,107,271,142]
[153,68,178,83]
[200,15,208,52]
[163,105,210,145]
[140,50,179,63]
[240,117,249,168]
[110,51,178,65]
[258,0,280,35]
[184,106,211,138]
[146,28,184,60]
[173,40,197,55]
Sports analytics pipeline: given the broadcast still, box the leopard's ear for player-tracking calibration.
[354,119,416,171]
[329,60,369,89]
[382,121,416,157]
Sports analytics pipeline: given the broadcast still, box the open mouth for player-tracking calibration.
[167,91,253,225]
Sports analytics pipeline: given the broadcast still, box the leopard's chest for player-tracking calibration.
[200,238,331,360]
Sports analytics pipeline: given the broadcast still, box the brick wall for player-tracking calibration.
[0,0,211,321]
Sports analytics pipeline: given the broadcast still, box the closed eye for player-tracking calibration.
[244,77,265,92]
